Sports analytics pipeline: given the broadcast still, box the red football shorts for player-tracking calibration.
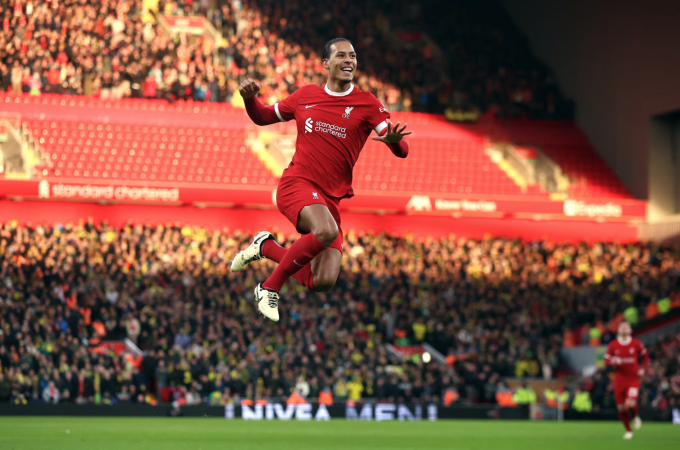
[275,176,343,254]
[614,380,640,405]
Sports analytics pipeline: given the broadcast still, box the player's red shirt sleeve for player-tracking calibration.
[275,88,303,122]
[368,97,391,134]
[369,96,408,157]
[639,341,649,369]
[604,342,613,366]
[244,96,280,126]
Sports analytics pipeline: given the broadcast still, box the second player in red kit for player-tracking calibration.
[604,321,649,439]
[231,38,411,321]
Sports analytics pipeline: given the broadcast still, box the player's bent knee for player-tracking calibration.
[313,281,336,292]
[312,223,339,247]
[312,270,339,292]
[313,273,338,292]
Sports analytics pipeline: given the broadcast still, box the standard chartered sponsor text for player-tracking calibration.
[315,121,346,139]
[51,183,179,202]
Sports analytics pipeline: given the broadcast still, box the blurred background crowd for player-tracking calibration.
[0,0,571,117]
[1,221,678,412]
[0,0,675,417]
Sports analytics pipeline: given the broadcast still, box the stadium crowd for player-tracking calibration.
[0,0,238,102]
[0,0,569,116]
[0,220,679,410]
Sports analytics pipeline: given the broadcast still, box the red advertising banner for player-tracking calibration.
[163,16,206,29]
[162,16,208,35]
[92,341,127,355]
[392,345,425,357]
[0,179,646,222]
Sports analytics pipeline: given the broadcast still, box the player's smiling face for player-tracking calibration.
[324,41,357,84]
[618,322,632,339]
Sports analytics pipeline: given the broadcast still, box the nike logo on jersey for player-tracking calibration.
[293,260,305,267]
[305,105,318,109]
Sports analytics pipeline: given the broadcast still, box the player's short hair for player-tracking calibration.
[618,321,632,332]
[322,38,352,60]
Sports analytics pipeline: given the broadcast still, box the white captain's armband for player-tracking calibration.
[374,121,388,135]
[274,103,286,122]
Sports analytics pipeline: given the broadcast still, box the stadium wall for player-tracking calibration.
[501,0,680,202]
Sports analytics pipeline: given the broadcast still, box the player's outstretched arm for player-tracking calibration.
[240,78,280,126]
[372,120,411,158]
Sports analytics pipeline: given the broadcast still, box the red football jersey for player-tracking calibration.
[274,83,391,199]
[604,337,648,382]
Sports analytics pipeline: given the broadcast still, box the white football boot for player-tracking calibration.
[231,231,274,272]
[623,431,633,440]
[254,283,280,322]
[632,416,641,430]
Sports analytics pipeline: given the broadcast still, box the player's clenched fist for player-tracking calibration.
[239,78,261,99]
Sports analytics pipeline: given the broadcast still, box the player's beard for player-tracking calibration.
[335,65,354,83]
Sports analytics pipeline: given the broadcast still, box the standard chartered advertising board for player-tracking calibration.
[225,403,438,421]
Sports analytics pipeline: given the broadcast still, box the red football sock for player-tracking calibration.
[262,233,325,291]
[629,405,638,418]
[618,411,631,432]
[292,264,315,290]
[262,240,315,289]
[262,239,286,262]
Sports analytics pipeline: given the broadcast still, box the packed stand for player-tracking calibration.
[226,0,438,113]
[1,220,679,408]
[0,0,432,110]
[0,0,240,103]
[0,0,571,117]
